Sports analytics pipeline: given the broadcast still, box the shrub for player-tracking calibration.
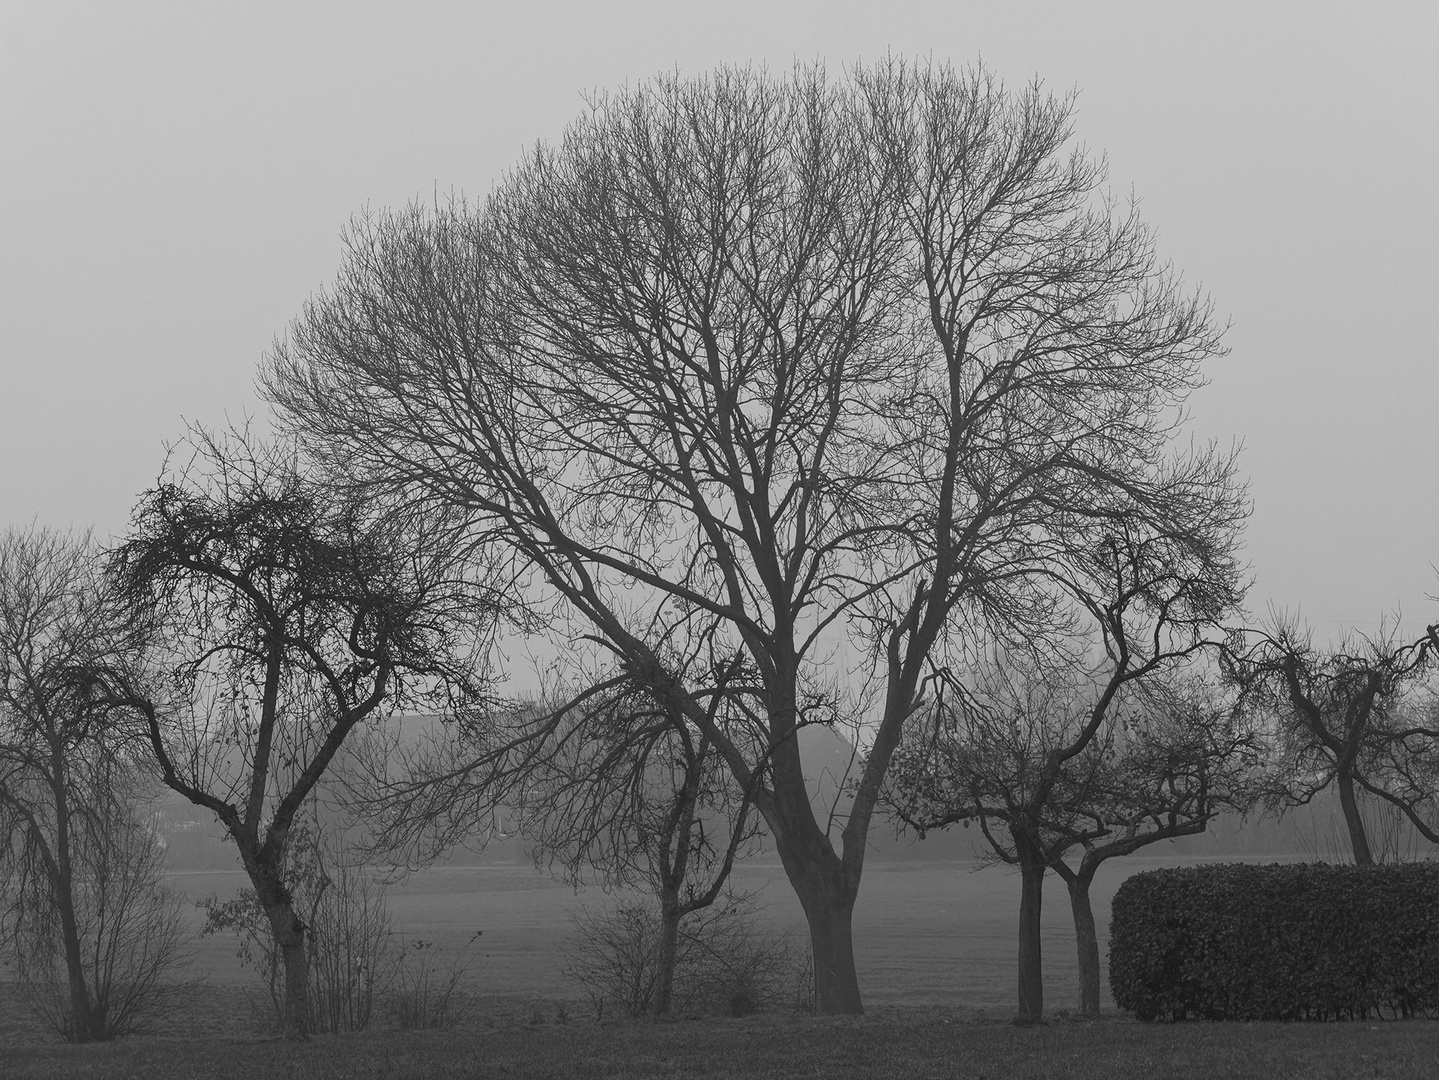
[3,809,195,1041]
[1110,861,1439,1021]
[385,933,481,1030]
[563,893,798,1019]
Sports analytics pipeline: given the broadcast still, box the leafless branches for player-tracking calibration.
[263,59,1246,1013]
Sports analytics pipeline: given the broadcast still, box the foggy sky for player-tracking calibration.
[2,1,1436,643]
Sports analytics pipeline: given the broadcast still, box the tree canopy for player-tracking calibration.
[264,59,1247,1013]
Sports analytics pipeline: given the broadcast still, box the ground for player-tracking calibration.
[9,856,1434,1078]
[7,1007,1439,1080]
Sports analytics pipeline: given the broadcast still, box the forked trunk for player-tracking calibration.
[1336,770,1374,866]
[767,708,865,1015]
[777,839,862,1013]
[1015,833,1045,1025]
[799,886,861,1015]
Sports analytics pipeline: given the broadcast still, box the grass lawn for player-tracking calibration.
[14,856,1419,1078]
[8,1011,1439,1080]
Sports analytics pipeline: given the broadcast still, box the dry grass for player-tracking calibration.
[6,1007,1439,1080]
[15,855,1414,1078]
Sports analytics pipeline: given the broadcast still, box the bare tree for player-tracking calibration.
[1045,674,1256,1017]
[884,529,1244,1023]
[515,663,762,1017]
[1224,618,1434,866]
[0,526,190,1041]
[100,430,494,1038]
[264,60,1245,1013]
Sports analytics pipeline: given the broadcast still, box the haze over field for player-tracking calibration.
[2,2,1437,648]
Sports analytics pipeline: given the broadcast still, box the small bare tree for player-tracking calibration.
[885,529,1244,1023]
[1045,674,1256,1016]
[0,526,191,1041]
[1224,618,1434,866]
[516,660,762,1017]
[101,430,495,1038]
[564,889,795,1019]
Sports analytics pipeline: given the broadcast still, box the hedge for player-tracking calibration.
[1109,861,1439,1021]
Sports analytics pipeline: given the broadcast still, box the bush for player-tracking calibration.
[563,893,799,1019]
[386,934,481,1030]
[3,806,195,1041]
[1110,861,1439,1021]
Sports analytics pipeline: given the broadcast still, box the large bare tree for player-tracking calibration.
[101,432,493,1037]
[264,60,1245,1013]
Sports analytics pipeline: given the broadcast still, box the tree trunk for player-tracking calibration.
[56,892,102,1041]
[260,893,311,1039]
[777,837,862,1014]
[797,885,861,1015]
[1065,865,1102,1017]
[50,756,103,1042]
[1336,770,1374,866]
[1015,834,1046,1025]
[654,889,682,1017]
[765,694,865,1015]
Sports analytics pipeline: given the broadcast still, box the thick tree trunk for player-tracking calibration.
[1336,770,1374,866]
[1015,834,1046,1025]
[797,884,861,1015]
[764,686,865,1016]
[654,889,682,1017]
[1065,866,1102,1017]
[773,834,862,1014]
[267,902,311,1039]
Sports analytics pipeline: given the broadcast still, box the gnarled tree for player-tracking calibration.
[884,529,1246,1023]
[1225,619,1433,866]
[264,60,1245,1013]
[102,431,493,1037]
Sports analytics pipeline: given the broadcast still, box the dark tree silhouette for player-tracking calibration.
[1224,618,1434,866]
[103,431,493,1038]
[885,529,1244,1023]
[264,60,1246,1012]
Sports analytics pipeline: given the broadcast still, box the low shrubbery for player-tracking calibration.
[1110,861,1439,1021]
[3,808,195,1041]
[563,893,802,1019]
[200,825,480,1034]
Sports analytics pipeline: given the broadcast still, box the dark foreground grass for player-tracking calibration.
[9,1011,1439,1080]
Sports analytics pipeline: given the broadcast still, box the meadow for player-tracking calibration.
[9,852,1439,1079]
[169,852,1154,1017]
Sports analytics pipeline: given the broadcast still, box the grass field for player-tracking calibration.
[168,853,1184,1016]
[12,853,1434,1079]
[9,1011,1439,1080]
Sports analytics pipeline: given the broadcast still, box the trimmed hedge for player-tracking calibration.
[1109,861,1439,1021]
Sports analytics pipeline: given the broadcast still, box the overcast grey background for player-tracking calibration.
[2,1,1435,643]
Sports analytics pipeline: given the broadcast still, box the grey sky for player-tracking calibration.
[2,1,1435,641]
